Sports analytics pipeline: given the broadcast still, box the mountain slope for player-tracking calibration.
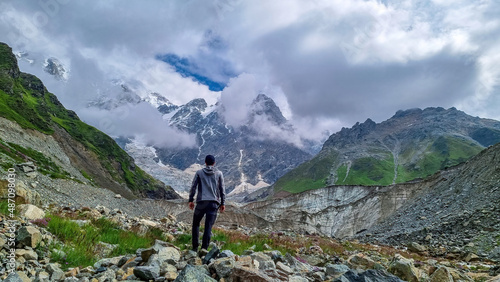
[273,107,500,194]
[0,42,179,200]
[359,142,500,260]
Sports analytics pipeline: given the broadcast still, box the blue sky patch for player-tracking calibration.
[156,53,235,92]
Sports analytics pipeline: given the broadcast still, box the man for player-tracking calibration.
[188,154,225,252]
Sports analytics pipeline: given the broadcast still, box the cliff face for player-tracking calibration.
[0,42,179,200]
[244,174,449,238]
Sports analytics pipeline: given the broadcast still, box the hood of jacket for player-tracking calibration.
[203,166,215,175]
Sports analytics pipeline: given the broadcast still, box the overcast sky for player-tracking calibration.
[0,0,499,146]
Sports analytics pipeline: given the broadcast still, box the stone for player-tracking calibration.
[134,264,160,280]
[326,263,350,276]
[4,272,23,282]
[203,246,220,264]
[336,269,405,282]
[93,242,118,259]
[250,252,276,270]
[298,254,326,266]
[95,268,116,282]
[276,261,294,274]
[17,226,42,248]
[388,254,420,282]
[430,267,454,282]
[93,256,122,269]
[212,257,236,278]
[46,263,65,281]
[347,253,376,270]
[464,252,480,262]
[229,266,274,282]
[408,242,427,253]
[219,250,235,258]
[289,275,309,282]
[173,264,216,282]
[15,249,38,260]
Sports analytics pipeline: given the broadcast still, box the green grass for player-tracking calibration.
[43,214,166,269]
[273,149,338,193]
[338,155,395,186]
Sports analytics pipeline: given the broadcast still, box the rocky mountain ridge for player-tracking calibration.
[121,93,315,200]
[272,106,500,195]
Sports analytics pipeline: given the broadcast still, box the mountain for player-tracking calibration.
[271,107,500,195]
[134,93,314,199]
[0,42,179,200]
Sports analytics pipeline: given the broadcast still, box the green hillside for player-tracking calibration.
[273,108,500,194]
[0,42,179,199]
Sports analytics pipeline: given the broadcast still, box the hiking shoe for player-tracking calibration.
[198,248,208,257]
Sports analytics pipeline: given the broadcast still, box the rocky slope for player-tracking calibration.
[272,107,500,194]
[358,142,500,261]
[242,142,500,261]
[2,198,498,281]
[0,42,179,200]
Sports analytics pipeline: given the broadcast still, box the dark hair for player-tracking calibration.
[205,155,215,166]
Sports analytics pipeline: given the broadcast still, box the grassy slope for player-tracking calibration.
[0,43,175,197]
[275,135,485,193]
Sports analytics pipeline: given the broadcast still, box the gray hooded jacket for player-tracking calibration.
[189,166,225,205]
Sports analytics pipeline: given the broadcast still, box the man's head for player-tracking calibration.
[205,155,216,166]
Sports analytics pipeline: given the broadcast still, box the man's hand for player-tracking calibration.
[188,202,195,210]
[219,205,225,213]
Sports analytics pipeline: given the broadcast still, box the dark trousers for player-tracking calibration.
[192,201,219,250]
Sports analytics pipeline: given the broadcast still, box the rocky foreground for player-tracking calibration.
[1,202,499,282]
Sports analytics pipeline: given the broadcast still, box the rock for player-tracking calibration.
[388,254,420,282]
[17,204,45,220]
[46,263,65,281]
[4,272,23,282]
[229,266,274,282]
[430,267,454,282]
[93,256,122,269]
[430,266,473,282]
[173,264,216,282]
[15,271,30,282]
[15,249,38,260]
[17,226,42,248]
[408,242,427,253]
[464,252,480,262]
[298,254,326,266]
[202,246,220,264]
[250,252,276,270]
[284,253,313,273]
[94,268,116,281]
[289,275,309,282]
[93,242,118,259]
[347,253,376,270]
[335,269,405,282]
[211,257,236,278]
[276,261,294,274]
[134,264,160,280]
[219,250,235,258]
[326,263,350,276]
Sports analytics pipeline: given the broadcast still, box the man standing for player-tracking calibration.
[188,154,225,252]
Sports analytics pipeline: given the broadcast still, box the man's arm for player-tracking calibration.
[188,173,199,210]
[219,172,226,212]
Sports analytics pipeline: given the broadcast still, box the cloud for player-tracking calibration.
[78,102,196,148]
[0,0,498,146]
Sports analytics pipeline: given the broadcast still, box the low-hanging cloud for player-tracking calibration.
[0,0,498,146]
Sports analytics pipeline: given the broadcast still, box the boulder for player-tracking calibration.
[17,226,42,248]
[250,252,276,270]
[229,266,274,282]
[17,204,45,220]
[408,242,427,253]
[347,253,376,270]
[134,264,160,280]
[326,263,350,276]
[173,264,216,282]
[388,254,420,282]
[211,256,236,278]
[335,269,405,282]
